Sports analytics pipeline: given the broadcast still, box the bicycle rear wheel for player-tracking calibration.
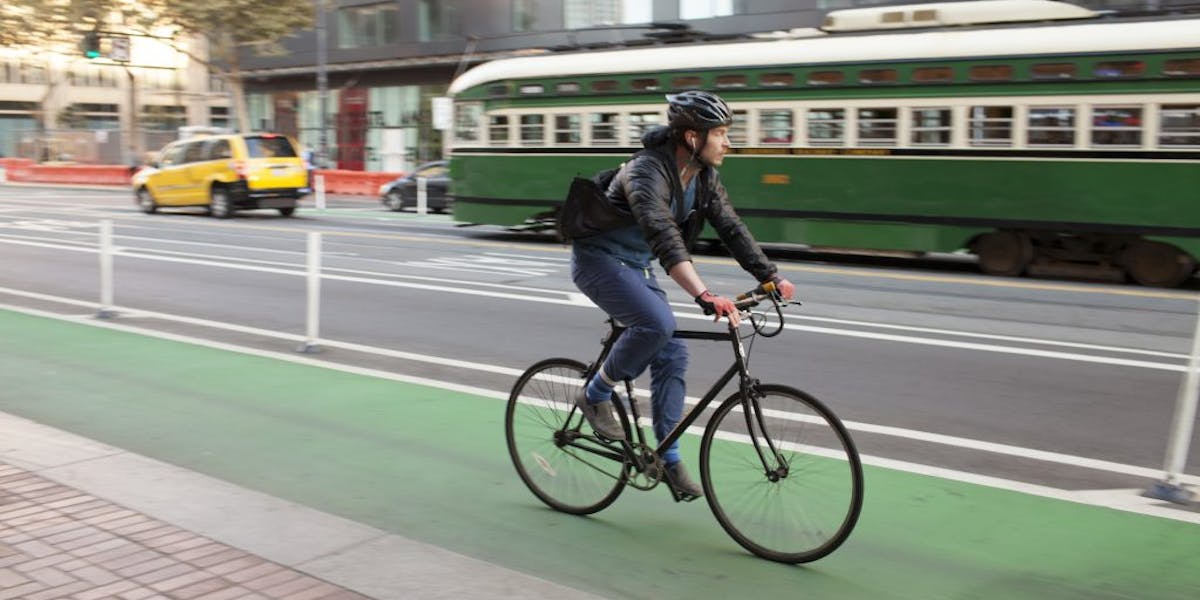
[506,358,629,515]
[700,384,863,563]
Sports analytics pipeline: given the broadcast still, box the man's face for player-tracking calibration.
[694,126,731,167]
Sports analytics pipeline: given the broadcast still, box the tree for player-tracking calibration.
[0,0,314,133]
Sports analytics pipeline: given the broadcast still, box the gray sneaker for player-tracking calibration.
[574,390,626,441]
[664,462,703,501]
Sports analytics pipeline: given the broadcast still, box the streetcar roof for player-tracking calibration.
[448,17,1200,96]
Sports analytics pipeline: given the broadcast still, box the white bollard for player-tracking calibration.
[1145,296,1200,505]
[315,174,326,211]
[97,219,115,319]
[416,177,427,216]
[299,231,323,353]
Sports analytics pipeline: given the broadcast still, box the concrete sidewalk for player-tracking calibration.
[0,411,603,600]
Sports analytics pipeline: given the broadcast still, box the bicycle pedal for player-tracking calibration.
[671,489,701,503]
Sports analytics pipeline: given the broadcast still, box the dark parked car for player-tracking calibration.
[380,161,450,213]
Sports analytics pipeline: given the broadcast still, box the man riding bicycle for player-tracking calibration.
[571,90,796,499]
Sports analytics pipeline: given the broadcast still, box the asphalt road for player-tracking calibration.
[0,183,1197,498]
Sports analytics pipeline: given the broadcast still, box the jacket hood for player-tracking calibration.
[640,126,673,152]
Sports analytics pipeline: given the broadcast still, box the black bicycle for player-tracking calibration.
[505,283,864,563]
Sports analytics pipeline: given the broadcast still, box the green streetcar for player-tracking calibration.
[447,0,1200,286]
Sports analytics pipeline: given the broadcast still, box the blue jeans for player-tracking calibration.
[572,254,689,464]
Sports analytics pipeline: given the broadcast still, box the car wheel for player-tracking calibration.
[278,206,296,217]
[386,191,404,211]
[210,187,233,219]
[136,188,158,214]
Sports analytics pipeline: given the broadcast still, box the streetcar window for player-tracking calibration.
[454,102,482,143]
[968,65,1013,82]
[590,112,620,146]
[519,114,544,145]
[1093,61,1144,79]
[1159,105,1200,147]
[729,110,749,146]
[807,71,844,86]
[913,67,954,83]
[857,108,897,145]
[1027,107,1075,146]
[859,69,898,85]
[555,82,581,94]
[1163,59,1200,77]
[591,79,621,93]
[671,75,704,90]
[519,84,545,95]
[911,108,951,146]
[968,106,1013,147]
[1030,63,1076,80]
[488,84,507,97]
[488,115,509,145]
[715,74,747,88]
[759,109,794,145]
[807,109,844,146]
[1090,107,1142,147]
[631,78,660,91]
[628,112,661,140]
[554,114,582,145]
[759,72,795,87]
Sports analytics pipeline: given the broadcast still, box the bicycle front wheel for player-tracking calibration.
[505,358,628,515]
[700,384,864,563]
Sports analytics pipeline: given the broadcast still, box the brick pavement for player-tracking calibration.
[0,461,372,600]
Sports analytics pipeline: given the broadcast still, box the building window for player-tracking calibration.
[210,106,231,129]
[419,0,461,42]
[807,109,844,146]
[565,0,618,28]
[858,108,897,145]
[1028,107,1075,146]
[759,109,793,145]
[513,0,537,32]
[968,106,1012,147]
[554,114,582,144]
[1091,106,1142,147]
[489,115,510,144]
[911,108,951,145]
[1159,105,1200,147]
[591,112,620,145]
[680,0,744,19]
[337,3,399,49]
[520,114,544,145]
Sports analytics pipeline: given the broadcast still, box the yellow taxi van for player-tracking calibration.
[133,133,308,218]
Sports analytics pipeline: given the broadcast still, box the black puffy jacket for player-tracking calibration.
[607,126,777,282]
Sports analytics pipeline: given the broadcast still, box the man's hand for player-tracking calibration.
[695,291,740,327]
[766,274,796,301]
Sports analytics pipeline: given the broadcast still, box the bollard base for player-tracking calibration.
[296,342,324,354]
[1142,481,1196,506]
[95,309,117,320]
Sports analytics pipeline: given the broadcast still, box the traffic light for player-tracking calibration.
[81,31,101,59]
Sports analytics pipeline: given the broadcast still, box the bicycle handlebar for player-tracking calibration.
[733,281,778,311]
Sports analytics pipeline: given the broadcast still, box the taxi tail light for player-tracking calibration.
[230,160,247,180]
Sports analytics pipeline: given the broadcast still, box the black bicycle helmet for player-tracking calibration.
[666,90,733,131]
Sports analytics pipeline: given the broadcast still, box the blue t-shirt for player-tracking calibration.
[574,176,697,269]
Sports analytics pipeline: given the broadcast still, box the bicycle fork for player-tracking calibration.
[742,385,791,481]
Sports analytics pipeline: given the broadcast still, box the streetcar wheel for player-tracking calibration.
[1123,241,1195,287]
[506,358,629,515]
[700,384,863,563]
[975,231,1034,276]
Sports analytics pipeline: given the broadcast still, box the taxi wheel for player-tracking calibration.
[386,191,404,211]
[210,187,233,219]
[278,207,296,217]
[136,188,158,214]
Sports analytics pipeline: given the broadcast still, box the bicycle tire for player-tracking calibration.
[506,358,630,515]
[700,384,864,563]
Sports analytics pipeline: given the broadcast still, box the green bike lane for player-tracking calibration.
[2,307,1197,599]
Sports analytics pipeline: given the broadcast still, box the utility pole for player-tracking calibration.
[316,0,329,169]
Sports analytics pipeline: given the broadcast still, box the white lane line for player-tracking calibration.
[2,299,1196,525]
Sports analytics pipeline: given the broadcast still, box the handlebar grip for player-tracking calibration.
[735,281,776,302]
